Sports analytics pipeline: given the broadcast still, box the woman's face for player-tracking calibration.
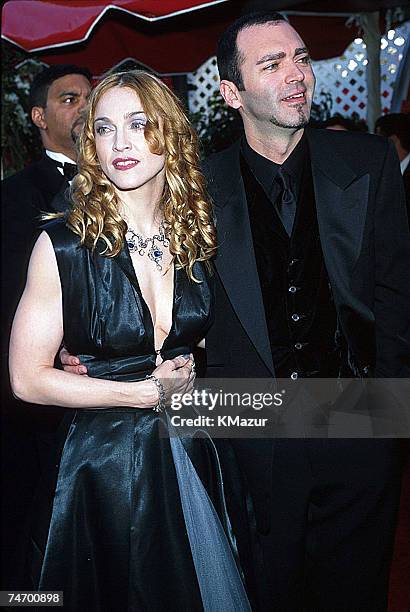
[93,86,165,192]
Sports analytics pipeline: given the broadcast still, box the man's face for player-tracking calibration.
[234,22,315,131]
[40,74,91,155]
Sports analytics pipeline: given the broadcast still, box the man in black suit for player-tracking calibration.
[1,64,91,588]
[202,12,410,611]
[2,64,92,339]
[375,112,410,226]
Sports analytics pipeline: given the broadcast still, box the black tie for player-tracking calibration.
[56,161,78,181]
[274,167,297,236]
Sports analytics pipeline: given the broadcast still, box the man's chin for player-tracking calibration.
[270,116,309,129]
[70,129,78,143]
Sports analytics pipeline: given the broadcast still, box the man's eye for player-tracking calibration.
[264,63,279,71]
[63,97,76,104]
[297,56,311,64]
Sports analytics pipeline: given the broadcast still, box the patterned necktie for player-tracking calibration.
[275,167,297,236]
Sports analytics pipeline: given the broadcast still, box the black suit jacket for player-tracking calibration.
[203,128,410,380]
[1,154,69,345]
[202,129,410,539]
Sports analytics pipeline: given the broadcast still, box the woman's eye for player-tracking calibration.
[95,126,111,135]
[130,120,146,130]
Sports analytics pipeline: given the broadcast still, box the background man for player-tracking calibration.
[375,112,410,224]
[2,63,92,337]
[203,11,410,611]
[1,64,91,589]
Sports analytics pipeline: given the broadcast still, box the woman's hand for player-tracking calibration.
[150,354,195,405]
[58,345,195,410]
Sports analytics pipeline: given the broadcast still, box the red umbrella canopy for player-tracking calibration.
[1,0,230,51]
[3,0,400,76]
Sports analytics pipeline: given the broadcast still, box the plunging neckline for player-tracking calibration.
[121,244,178,359]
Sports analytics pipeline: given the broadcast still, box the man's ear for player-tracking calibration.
[220,80,242,111]
[31,106,47,130]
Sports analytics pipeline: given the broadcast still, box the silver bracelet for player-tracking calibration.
[145,374,166,412]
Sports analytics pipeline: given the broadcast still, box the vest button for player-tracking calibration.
[289,286,298,293]
[291,313,300,322]
[294,342,303,350]
[291,372,299,380]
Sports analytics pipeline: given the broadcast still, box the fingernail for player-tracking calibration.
[182,354,190,359]
[79,366,87,374]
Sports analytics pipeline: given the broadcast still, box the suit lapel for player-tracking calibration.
[49,180,71,212]
[40,155,68,193]
[307,129,370,310]
[209,143,274,374]
[35,155,69,212]
[208,132,372,376]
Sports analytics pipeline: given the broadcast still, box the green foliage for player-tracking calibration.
[310,90,334,124]
[2,41,44,178]
[189,90,243,158]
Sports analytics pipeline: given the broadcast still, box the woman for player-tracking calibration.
[9,71,251,611]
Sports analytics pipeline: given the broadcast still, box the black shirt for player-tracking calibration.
[241,132,307,215]
[240,133,345,378]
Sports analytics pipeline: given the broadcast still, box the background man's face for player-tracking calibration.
[236,22,315,130]
[42,73,91,151]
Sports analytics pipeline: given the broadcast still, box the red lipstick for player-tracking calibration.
[112,157,139,170]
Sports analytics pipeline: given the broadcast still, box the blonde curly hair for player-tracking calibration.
[66,70,216,280]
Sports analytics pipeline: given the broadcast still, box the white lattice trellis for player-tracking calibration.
[187,21,409,121]
[188,58,220,113]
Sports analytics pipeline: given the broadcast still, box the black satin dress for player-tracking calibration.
[29,221,252,612]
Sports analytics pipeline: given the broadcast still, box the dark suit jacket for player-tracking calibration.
[201,128,410,543]
[1,154,69,346]
[203,128,410,381]
[1,156,71,587]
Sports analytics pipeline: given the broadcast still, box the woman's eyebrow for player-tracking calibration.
[94,111,145,123]
[124,111,145,119]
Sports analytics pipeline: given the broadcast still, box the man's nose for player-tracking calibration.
[285,64,305,83]
[78,96,88,112]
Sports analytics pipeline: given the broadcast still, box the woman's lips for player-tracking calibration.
[112,158,140,170]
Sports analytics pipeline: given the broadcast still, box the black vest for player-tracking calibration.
[241,154,349,379]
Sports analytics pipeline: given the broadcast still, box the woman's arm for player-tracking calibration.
[9,232,193,409]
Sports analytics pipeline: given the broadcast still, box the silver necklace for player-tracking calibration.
[126,220,169,271]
